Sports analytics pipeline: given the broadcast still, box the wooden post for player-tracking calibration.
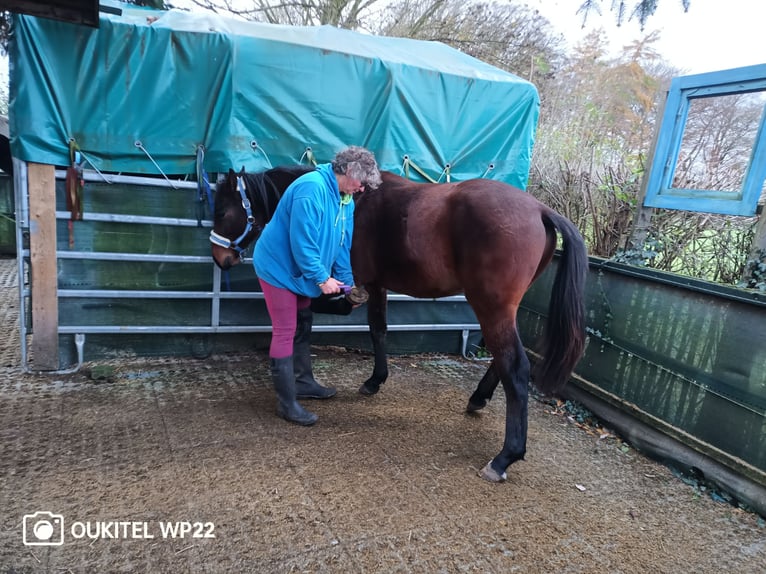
[745,203,766,281]
[28,162,59,369]
[753,203,766,252]
[625,90,668,255]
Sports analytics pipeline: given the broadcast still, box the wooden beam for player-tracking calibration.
[28,162,59,369]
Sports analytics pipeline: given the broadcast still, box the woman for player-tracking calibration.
[252,146,382,425]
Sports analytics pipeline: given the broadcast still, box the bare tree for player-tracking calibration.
[672,94,762,191]
[375,0,567,87]
[176,0,694,29]
[531,25,760,286]
[577,0,691,30]
[181,0,382,27]
[0,0,697,52]
[530,29,670,258]
[642,94,763,282]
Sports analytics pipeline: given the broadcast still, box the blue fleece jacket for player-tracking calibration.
[252,163,354,297]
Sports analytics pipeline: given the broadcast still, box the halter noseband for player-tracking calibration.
[209,175,256,261]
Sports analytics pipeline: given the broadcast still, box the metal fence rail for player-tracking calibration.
[15,163,480,372]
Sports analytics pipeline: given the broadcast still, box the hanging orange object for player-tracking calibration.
[65,140,84,247]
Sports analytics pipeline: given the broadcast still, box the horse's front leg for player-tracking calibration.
[479,335,530,482]
[359,285,388,396]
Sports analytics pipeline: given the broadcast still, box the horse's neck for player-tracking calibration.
[244,172,282,222]
[244,166,313,221]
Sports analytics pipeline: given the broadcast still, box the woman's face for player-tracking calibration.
[338,174,365,194]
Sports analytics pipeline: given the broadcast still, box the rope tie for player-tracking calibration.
[135,140,177,189]
[299,146,318,166]
[436,163,452,183]
[401,155,437,184]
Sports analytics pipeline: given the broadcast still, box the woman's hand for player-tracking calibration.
[318,277,345,295]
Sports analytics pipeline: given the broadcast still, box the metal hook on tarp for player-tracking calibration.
[481,163,495,178]
[251,140,273,168]
[76,149,113,184]
[135,140,177,189]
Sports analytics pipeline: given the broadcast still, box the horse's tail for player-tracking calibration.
[533,211,589,394]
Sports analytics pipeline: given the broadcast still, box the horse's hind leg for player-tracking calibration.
[478,333,530,482]
[359,285,389,396]
[466,361,500,412]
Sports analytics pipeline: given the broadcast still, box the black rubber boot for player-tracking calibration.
[293,307,337,399]
[270,356,318,426]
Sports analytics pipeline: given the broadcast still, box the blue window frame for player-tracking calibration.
[643,64,766,216]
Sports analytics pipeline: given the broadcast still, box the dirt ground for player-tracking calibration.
[1,258,765,573]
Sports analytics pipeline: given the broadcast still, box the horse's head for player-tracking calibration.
[210,165,313,270]
[210,168,264,270]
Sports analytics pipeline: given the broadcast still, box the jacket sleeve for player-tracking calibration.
[289,193,329,286]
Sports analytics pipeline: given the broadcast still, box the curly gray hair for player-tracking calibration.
[332,146,382,190]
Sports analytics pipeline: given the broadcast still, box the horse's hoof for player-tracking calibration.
[466,398,487,413]
[478,461,507,483]
[359,382,380,396]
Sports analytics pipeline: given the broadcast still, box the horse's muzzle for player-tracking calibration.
[213,253,238,271]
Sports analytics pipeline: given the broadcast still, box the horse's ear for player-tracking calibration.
[228,168,236,177]
[239,166,246,176]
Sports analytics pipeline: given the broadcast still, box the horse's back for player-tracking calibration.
[353,173,556,299]
[448,179,554,297]
[353,178,461,296]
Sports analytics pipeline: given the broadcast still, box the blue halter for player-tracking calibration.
[209,175,255,261]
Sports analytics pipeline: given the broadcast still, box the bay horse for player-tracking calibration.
[210,166,588,482]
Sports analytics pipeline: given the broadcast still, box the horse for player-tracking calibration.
[210,165,588,482]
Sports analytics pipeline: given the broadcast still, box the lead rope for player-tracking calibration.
[195,145,214,227]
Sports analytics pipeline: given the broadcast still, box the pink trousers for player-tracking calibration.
[259,279,311,358]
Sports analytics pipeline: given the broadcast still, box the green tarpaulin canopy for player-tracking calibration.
[10,0,539,187]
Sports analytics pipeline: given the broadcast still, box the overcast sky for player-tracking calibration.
[4,1,763,84]
[526,0,766,74]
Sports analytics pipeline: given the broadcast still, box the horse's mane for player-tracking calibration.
[242,165,314,222]
[265,164,315,182]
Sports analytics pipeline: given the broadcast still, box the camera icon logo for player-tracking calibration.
[22,512,65,546]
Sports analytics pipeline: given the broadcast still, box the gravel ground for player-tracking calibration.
[0,257,764,573]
